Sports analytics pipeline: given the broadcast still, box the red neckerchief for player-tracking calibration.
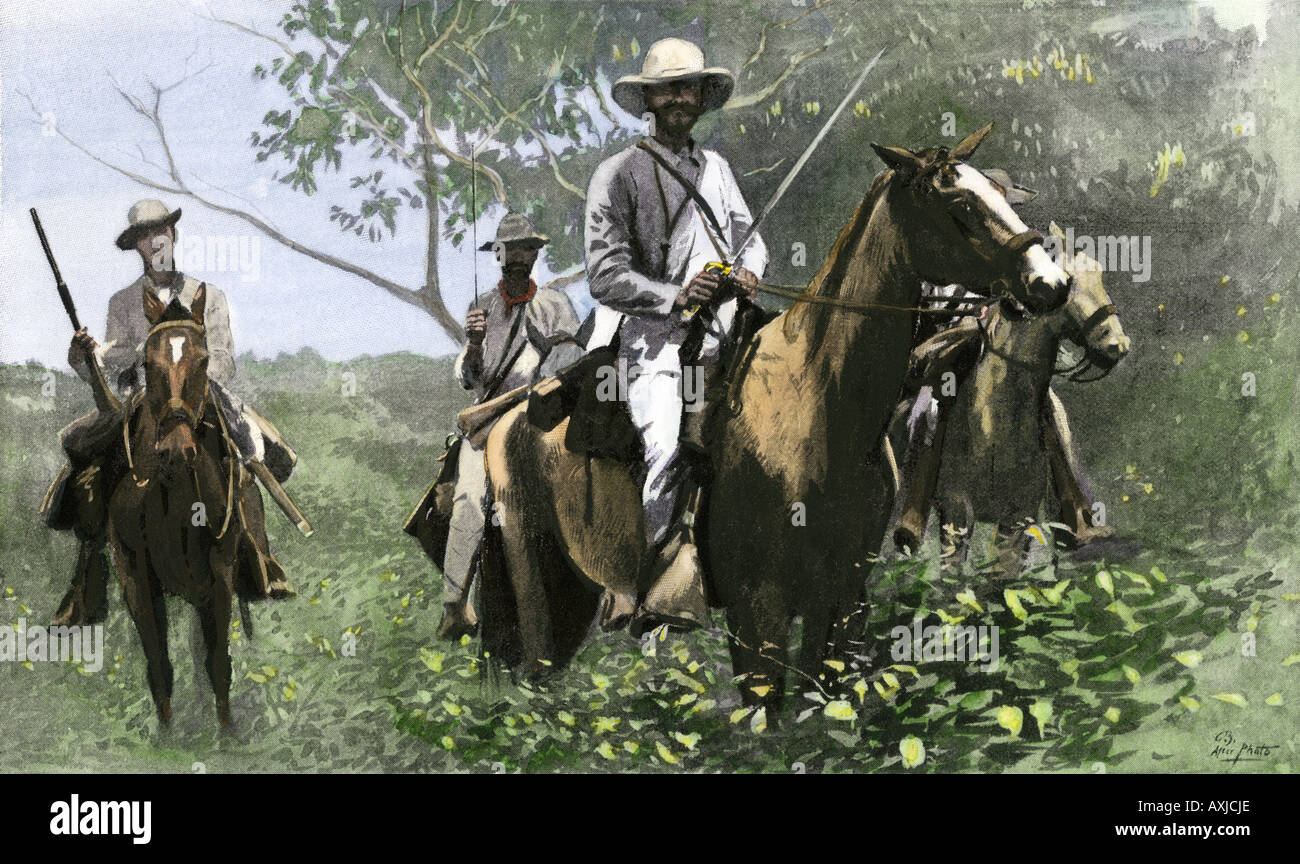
[499,279,537,313]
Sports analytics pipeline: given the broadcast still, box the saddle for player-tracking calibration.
[527,297,775,468]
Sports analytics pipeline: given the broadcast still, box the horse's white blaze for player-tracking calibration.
[954,163,1069,288]
[169,335,186,363]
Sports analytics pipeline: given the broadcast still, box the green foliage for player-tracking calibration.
[1,346,1295,772]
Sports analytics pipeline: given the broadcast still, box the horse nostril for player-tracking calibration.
[1027,276,1069,313]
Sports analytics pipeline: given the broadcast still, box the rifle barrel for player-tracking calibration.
[30,208,82,332]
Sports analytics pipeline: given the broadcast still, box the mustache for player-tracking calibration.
[665,101,703,113]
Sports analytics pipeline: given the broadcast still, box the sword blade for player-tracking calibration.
[730,46,888,264]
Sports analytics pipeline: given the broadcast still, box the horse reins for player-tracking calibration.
[127,317,236,539]
[754,280,989,316]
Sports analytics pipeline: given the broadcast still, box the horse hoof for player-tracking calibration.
[892,525,922,555]
[598,590,637,632]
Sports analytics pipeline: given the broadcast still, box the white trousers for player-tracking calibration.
[442,437,489,605]
[620,302,731,547]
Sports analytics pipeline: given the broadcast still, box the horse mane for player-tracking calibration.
[159,296,195,324]
[781,168,894,342]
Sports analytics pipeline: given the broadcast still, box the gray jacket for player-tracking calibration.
[72,271,235,396]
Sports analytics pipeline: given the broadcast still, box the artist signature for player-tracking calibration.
[1209,731,1280,766]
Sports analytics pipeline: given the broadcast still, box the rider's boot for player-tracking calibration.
[630,479,710,639]
[52,461,112,627]
[436,553,479,642]
[52,538,110,628]
[238,467,295,599]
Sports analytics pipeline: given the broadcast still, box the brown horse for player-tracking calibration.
[482,124,1073,712]
[934,253,1130,580]
[105,284,269,728]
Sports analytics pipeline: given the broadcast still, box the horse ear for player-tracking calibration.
[871,143,923,174]
[191,282,207,326]
[142,286,165,325]
[951,122,994,161]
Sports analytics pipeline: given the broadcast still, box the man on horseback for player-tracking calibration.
[434,212,583,641]
[583,37,768,634]
[893,179,1116,554]
[41,199,296,626]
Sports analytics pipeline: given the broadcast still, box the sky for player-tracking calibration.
[0,0,1276,370]
[0,0,605,372]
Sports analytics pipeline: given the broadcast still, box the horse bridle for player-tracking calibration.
[978,298,1120,383]
[136,318,234,539]
[145,319,209,428]
[1060,302,1121,382]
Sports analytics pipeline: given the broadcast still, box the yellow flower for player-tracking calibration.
[1029,701,1054,737]
[1172,650,1202,668]
[674,731,701,750]
[596,741,617,761]
[824,700,857,721]
[655,741,680,764]
[997,705,1023,738]
[1123,665,1140,684]
[956,590,983,613]
[591,716,620,734]
[1179,696,1202,712]
[1004,589,1029,622]
[899,736,925,768]
[1213,692,1248,707]
[1104,707,1121,724]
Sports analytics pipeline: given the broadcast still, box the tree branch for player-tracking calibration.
[724,42,831,110]
[20,83,465,343]
[742,0,834,72]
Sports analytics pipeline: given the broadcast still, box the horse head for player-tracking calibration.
[871,122,1071,314]
[141,282,210,467]
[1061,265,1131,372]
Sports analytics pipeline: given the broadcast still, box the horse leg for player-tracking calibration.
[118,548,174,725]
[992,518,1032,582]
[204,546,237,728]
[937,497,972,581]
[725,583,789,721]
[500,508,556,679]
[797,604,837,696]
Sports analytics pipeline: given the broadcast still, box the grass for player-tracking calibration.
[0,348,1296,773]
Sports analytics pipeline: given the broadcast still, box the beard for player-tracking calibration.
[656,102,703,134]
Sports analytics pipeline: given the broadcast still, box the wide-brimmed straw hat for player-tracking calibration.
[478,211,549,252]
[612,37,734,117]
[116,199,182,250]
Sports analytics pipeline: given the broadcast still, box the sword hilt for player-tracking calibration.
[682,261,734,320]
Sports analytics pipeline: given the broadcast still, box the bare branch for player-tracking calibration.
[328,87,423,173]
[22,81,464,342]
[724,41,831,110]
[742,0,834,72]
